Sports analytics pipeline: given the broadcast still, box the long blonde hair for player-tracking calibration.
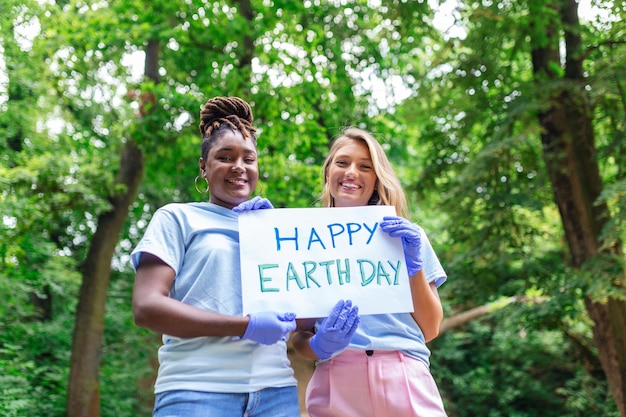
[320,127,409,218]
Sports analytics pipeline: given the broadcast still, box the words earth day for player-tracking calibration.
[254,221,405,293]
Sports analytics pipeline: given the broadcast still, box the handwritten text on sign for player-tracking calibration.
[239,206,414,318]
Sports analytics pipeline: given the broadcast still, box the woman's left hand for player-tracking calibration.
[232,196,274,213]
[380,216,423,276]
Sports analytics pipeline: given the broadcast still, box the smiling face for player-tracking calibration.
[199,129,258,209]
[326,139,378,208]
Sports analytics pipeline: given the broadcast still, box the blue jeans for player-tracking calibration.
[153,386,301,417]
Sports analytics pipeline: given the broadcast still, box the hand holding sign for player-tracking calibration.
[242,311,296,345]
[380,216,423,276]
[232,196,274,213]
[311,300,360,359]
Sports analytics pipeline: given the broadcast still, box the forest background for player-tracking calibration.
[1,0,625,416]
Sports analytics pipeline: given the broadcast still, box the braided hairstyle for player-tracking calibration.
[198,96,257,160]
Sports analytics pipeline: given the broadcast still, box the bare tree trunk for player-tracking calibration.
[66,141,144,417]
[439,297,516,333]
[438,296,548,334]
[66,39,159,417]
[585,297,626,415]
[530,0,626,414]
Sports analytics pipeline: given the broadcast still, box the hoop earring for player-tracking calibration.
[194,176,210,194]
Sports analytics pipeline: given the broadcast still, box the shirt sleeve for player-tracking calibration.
[419,227,447,288]
[130,205,186,274]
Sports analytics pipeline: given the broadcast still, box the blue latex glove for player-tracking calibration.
[232,196,274,213]
[310,300,360,359]
[380,216,423,276]
[242,311,296,345]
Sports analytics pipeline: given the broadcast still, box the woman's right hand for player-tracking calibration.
[241,311,296,345]
[310,300,360,359]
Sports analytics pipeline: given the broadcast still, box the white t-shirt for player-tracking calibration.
[317,226,447,367]
[131,202,296,394]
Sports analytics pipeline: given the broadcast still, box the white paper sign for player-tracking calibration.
[239,206,414,318]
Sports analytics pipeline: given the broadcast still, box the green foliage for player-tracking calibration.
[432,312,619,417]
[99,272,156,417]
[0,313,74,416]
[0,374,35,417]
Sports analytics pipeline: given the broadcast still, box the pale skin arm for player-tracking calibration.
[291,319,318,360]
[410,269,443,342]
[132,252,251,338]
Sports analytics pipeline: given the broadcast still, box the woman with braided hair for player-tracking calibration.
[131,96,302,416]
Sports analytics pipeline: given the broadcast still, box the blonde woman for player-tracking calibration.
[292,127,448,417]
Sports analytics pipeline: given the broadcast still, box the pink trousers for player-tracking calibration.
[306,349,447,417]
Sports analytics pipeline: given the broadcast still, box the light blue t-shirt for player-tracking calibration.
[317,227,447,367]
[131,202,296,394]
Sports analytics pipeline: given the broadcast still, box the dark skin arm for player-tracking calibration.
[132,253,251,338]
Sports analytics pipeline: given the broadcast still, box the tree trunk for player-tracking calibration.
[530,0,626,414]
[66,142,144,417]
[438,296,551,334]
[66,38,158,416]
[439,297,516,333]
